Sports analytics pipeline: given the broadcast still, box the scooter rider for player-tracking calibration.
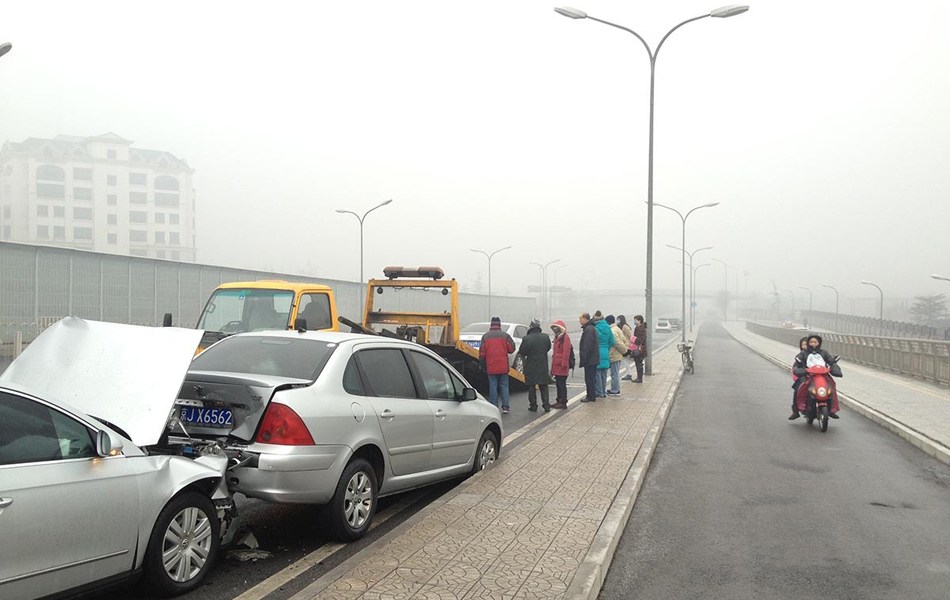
[788,337,809,420]
[792,334,842,419]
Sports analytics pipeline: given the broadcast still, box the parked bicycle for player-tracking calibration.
[678,340,694,374]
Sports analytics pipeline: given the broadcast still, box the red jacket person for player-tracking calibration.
[479,317,515,412]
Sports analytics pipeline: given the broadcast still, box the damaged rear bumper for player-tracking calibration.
[225,444,351,504]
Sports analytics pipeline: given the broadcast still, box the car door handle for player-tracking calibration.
[435,409,446,419]
[381,409,394,419]
[0,498,13,509]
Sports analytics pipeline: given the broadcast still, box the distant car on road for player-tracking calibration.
[459,322,528,371]
[668,317,682,330]
[656,319,672,333]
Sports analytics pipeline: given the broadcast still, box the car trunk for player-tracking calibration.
[174,371,311,443]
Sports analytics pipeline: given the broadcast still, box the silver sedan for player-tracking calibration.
[177,330,504,541]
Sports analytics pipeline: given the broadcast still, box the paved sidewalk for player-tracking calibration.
[289,346,684,600]
[725,321,950,458]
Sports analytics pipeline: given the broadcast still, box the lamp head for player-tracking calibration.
[702,202,721,208]
[861,280,871,285]
[554,6,588,19]
[380,199,393,206]
[0,42,11,58]
[710,4,750,18]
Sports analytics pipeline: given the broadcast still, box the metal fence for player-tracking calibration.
[746,321,950,386]
[1,241,536,363]
[801,310,950,340]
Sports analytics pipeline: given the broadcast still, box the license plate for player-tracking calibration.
[466,340,481,349]
[179,406,233,428]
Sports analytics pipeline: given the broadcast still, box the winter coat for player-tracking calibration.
[550,320,573,377]
[594,318,613,369]
[792,336,842,379]
[633,322,647,354]
[479,325,515,375]
[579,320,600,367]
[621,323,633,345]
[518,326,553,386]
[609,324,628,363]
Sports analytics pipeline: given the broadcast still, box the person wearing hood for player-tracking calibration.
[788,336,809,419]
[606,315,627,395]
[479,316,516,413]
[593,310,613,398]
[578,312,600,402]
[792,334,842,419]
[550,320,574,409]
[518,319,553,412]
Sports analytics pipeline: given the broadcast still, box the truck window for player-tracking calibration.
[297,293,333,330]
[197,289,294,333]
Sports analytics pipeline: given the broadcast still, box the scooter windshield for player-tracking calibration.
[806,353,828,368]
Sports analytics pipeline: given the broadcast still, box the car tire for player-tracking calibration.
[143,491,220,597]
[326,458,378,542]
[471,428,499,476]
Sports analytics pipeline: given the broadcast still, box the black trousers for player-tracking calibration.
[792,379,803,412]
[554,375,568,401]
[528,384,550,409]
[584,367,597,400]
[633,355,645,380]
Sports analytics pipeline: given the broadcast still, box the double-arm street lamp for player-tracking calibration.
[0,42,12,59]
[471,246,513,319]
[821,284,840,314]
[530,259,561,323]
[799,286,813,312]
[667,242,713,334]
[712,258,739,320]
[336,199,393,317]
[554,4,748,373]
[861,280,884,322]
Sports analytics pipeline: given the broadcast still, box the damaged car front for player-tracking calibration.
[0,318,236,600]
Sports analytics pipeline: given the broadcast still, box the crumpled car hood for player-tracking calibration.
[0,317,202,447]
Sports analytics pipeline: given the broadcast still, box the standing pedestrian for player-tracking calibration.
[617,315,635,381]
[606,315,627,395]
[518,319,553,412]
[578,312,600,403]
[479,316,515,413]
[593,310,612,398]
[550,319,574,409]
[631,315,647,383]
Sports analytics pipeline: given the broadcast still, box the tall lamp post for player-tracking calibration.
[799,286,813,312]
[471,246,513,319]
[551,264,569,322]
[0,42,12,59]
[555,4,748,374]
[656,202,718,341]
[712,258,738,321]
[668,243,713,332]
[821,284,840,314]
[861,280,884,322]
[530,259,562,323]
[336,199,393,317]
[693,263,711,325]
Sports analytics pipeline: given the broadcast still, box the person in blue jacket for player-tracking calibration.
[593,310,613,398]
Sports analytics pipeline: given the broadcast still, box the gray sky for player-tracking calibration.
[2,0,949,311]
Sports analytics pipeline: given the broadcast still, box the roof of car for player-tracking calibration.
[225,329,420,347]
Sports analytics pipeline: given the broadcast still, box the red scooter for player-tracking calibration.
[796,359,841,432]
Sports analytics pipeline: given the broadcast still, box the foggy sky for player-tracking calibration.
[2,0,949,313]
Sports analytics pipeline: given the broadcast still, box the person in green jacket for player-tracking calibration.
[593,310,612,398]
[517,319,553,412]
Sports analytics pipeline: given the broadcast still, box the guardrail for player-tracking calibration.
[801,310,950,340]
[746,321,950,386]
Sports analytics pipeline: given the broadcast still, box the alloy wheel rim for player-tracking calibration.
[162,507,213,582]
[344,471,373,529]
[479,439,496,470]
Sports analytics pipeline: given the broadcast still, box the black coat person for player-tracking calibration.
[518,323,552,386]
[579,319,600,367]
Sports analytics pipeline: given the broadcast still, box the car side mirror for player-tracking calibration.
[163,312,173,327]
[97,429,124,457]
[294,318,307,332]
[461,387,478,402]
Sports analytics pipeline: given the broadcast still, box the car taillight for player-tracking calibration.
[255,403,314,446]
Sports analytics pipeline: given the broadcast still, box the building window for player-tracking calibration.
[73,167,93,181]
[130,230,147,243]
[73,187,93,201]
[129,172,147,185]
[53,206,65,218]
[36,165,65,181]
[37,183,65,199]
[155,231,166,244]
[107,175,117,186]
[107,214,117,225]
[171,251,180,260]
[154,193,179,207]
[156,250,166,259]
[107,149,117,160]
[37,205,49,217]
[108,233,117,244]
[107,194,117,206]
[37,225,49,239]
[54,226,65,240]
[73,227,93,240]
[73,207,93,220]
[129,211,147,224]
[154,175,180,191]
[129,191,146,204]
[170,232,180,245]
[169,213,180,225]
[155,213,165,223]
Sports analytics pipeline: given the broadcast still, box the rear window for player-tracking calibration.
[191,336,334,380]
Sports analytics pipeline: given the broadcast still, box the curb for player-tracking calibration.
[724,326,950,466]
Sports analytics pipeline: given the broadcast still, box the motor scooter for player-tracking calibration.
[796,355,841,433]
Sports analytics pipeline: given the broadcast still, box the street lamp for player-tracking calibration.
[656,202,718,340]
[799,286,813,312]
[668,244,713,332]
[932,274,950,283]
[0,42,12,59]
[821,284,840,314]
[861,280,884,322]
[336,199,393,318]
[551,264,569,321]
[529,259,561,323]
[555,5,748,373]
[712,258,738,321]
[471,246,512,319]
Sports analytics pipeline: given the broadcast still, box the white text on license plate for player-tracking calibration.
[180,407,233,428]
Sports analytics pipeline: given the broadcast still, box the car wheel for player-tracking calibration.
[326,458,378,542]
[471,429,499,475]
[143,492,220,597]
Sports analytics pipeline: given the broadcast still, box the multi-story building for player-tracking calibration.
[0,132,197,261]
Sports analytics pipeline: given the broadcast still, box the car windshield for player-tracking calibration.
[191,336,334,381]
[197,288,294,333]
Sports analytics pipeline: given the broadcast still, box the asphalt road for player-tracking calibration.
[98,329,675,600]
[599,322,950,600]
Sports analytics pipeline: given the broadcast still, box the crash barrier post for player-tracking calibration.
[746,321,950,386]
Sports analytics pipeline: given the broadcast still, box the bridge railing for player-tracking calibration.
[800,310,950,340]
[746,321,950,386]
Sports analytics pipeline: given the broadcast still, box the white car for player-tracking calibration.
[459,322,528,371]
[655,320,672,333]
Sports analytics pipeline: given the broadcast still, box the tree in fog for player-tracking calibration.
[908,294,948,325]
